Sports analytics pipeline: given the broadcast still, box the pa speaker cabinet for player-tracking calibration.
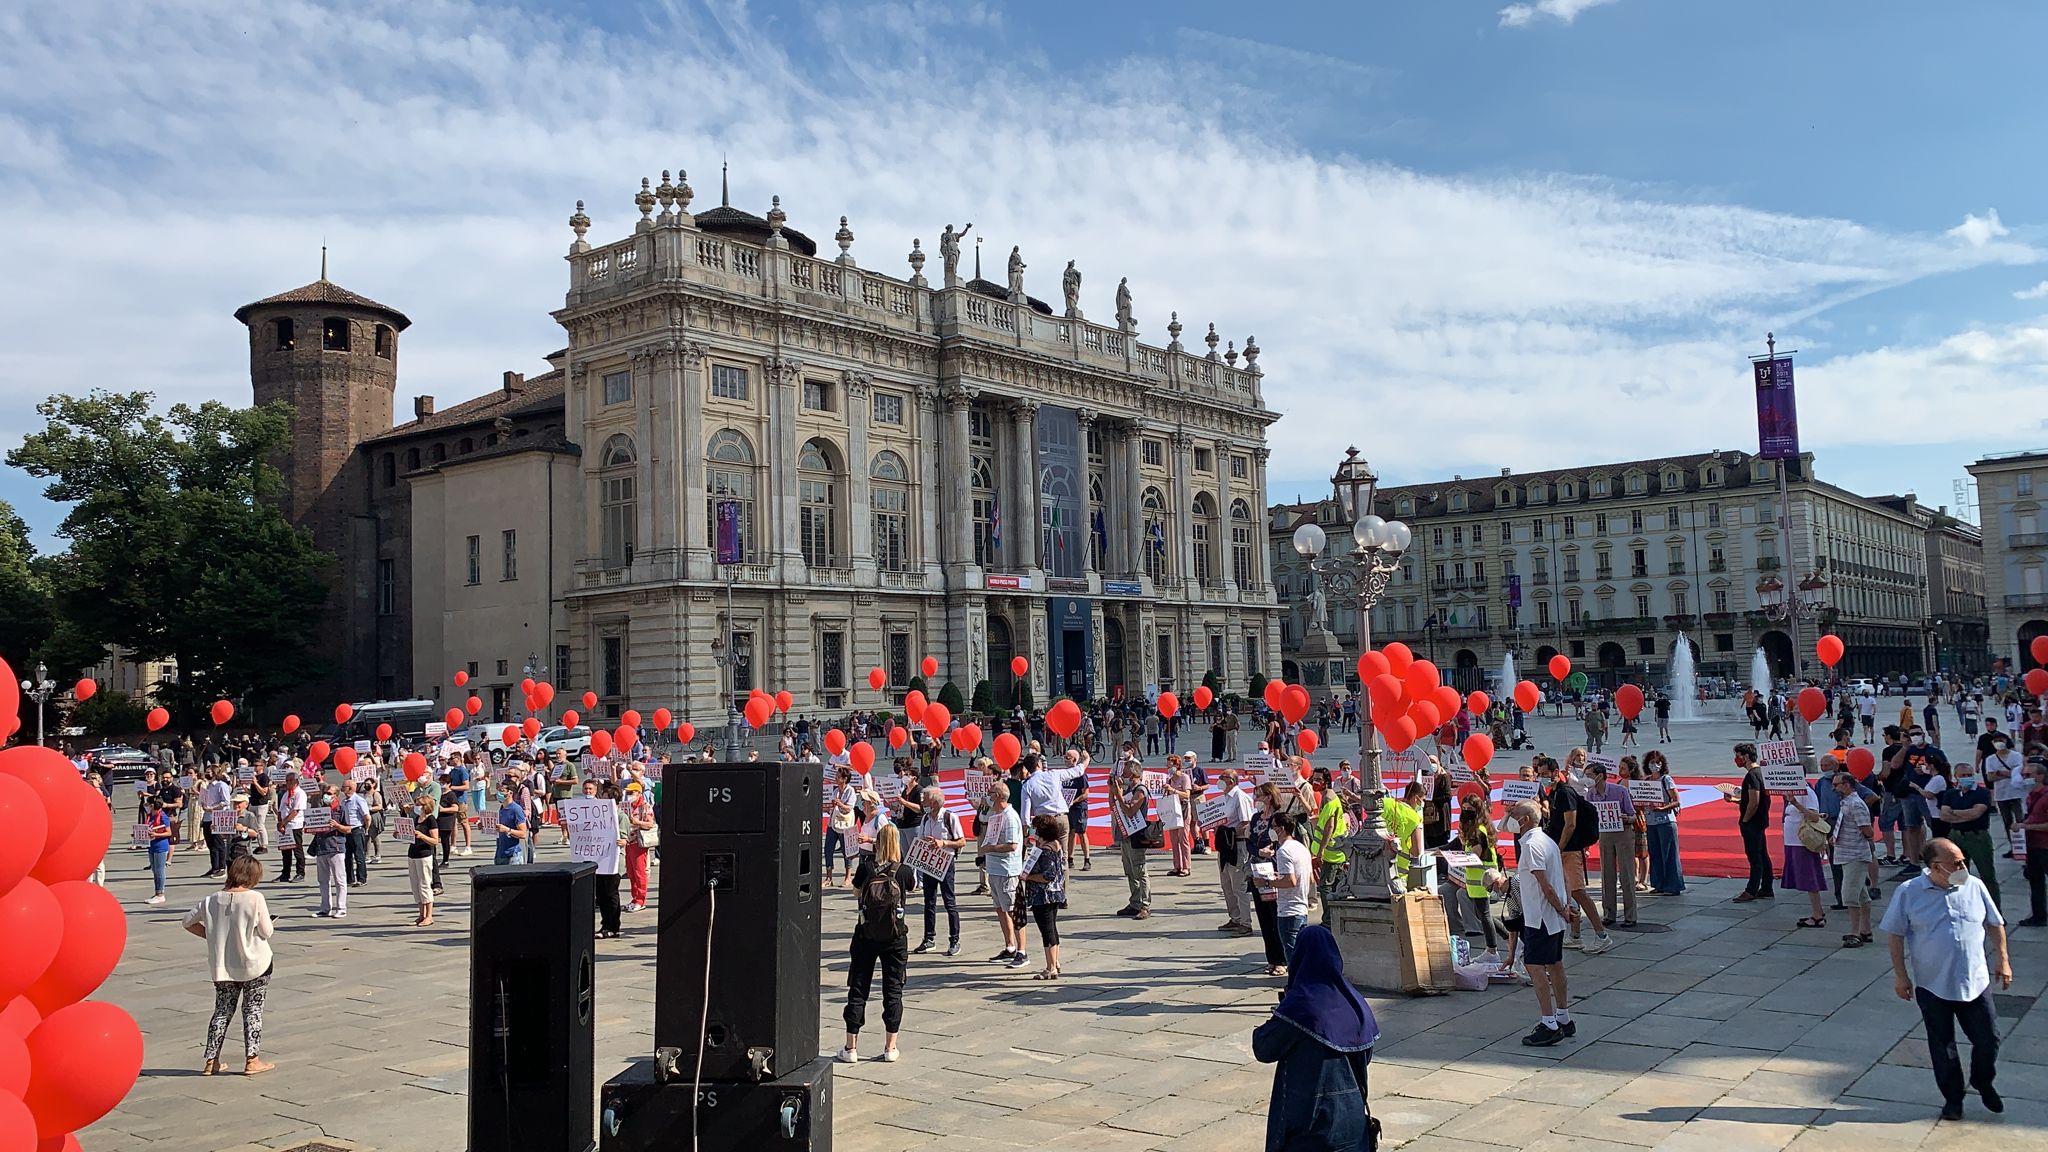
[654,761,822,1082]
[470,861,597,1152]
[600,1055,833,1152]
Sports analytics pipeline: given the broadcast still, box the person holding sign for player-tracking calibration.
[622,781,656,913]
[1498,800,1576,1047]
[143,795,176,904]
[1730,744,1775,903]
[980,784,1028,969]
[1640,751,1685,895]
[405,791,440,926]
[912,787,968,957]
[1110,758,1153,919]
[1783,778,1830,928]
[1161,755,1193,877]
[310,785,355,919]
[1255,813,1315,967]
[840,824,914,1065]
[1211,767,1256,936]
[1584,762,1637,929]
[1022,814,1069,979]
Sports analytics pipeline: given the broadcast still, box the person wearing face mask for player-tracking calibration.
[2018,761,2048,927]
[1937,766,2001,909]
[1886,727,1948,880]
[1881,838,2012,1121]
[1980,732,2026,857]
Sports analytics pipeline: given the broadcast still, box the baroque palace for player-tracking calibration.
[238,169,1283,722]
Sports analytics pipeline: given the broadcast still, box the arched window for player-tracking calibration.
[970,455,996,568]
[321,317,350,352]
[704,429,755,556]
[1231,498,1255,587]
[405,447,420,471]
[457,437,473,455]
[1087,474,1107,571]
[870,450,911,572]
[1191,493,1218,584]
[798,438,841,569]
[429,442,446,464]
[600,434,637,568]
[272,318,295,351]
[374,324,394,359]
[1143,487,1171,584]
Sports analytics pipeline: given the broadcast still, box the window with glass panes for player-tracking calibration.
[710,364,749,400]
[1231,499,1254,585]
[1143,487,1169,582]
[466,535,481,584]
[798,441,838,568]
[704,429,756,556]
[872,391,904,425]
[870,451,910,571]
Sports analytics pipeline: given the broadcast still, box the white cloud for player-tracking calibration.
[0,0,2041,537]
[2015,280,2048,300]
[1950,209,2009,248]
[1499,0,1622,28]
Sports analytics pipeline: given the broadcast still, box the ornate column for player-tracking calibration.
[1254,447,1274,590]
[1216,435,1237,595]
[1172,430,1196,593]
[768,356,804,572]
[1077,408,1100,575]
[1012,399,1041,573]
[1121,422,1145,576]
[941,382,978,577]
[845,370,874,575]
[915,383,942,583]
[678,341,710,574]
[630,347,658,572]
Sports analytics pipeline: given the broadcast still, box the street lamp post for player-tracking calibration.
[1756,569,1829,774]
[1292,447,1411,901]
[19,661,56,747]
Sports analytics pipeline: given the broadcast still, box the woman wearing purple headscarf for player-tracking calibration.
[1252,924,1381,1150]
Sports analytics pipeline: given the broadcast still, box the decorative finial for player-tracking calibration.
[320,245,328,282]
[568,200,591,252]
[1166,311,1183,351]
[656,171,675,216]
[835,215,855,262]
[908,238,927,285]
[1224,340,1238,366]
[675,169,694,216]
[1204,322,1220,359]
[635,178,656,231]
[974,236,983,281]
[721,159,729,207]
[766,195,786,236]
[1243,335,1260,371]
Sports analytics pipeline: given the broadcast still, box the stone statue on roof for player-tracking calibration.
[1115,277,1135,334]
[1007,246,1026,302]
[1062,260,1082,318]
[940,223,973,288]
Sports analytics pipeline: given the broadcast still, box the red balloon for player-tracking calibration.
[1404,660,1440,695]
[1358,650,1391,681]
[744,698,774,729]
[0,1002,38,1044]
[1157,691,1180,719]
[850,743,876,774]
[210,700,234,727]
[145,707,169,732]
[922,703,953,740]
[561,709,581,729]
[2023,667,2048,696]
[305,741,329,766]
[24,1001,143,1138]
[69,680,93,705]
[0,1031,25,1098]
[445,708,463,731]
[535,682,555,708]
[1796,686,1828,724]
[522,717,543,740]
[1298,730,1320,755]
[374,723,393,742]
[1466,691,1490,716]
[39,1134,80,1152]
[676,722,696,744]
[1367,674,1403,712]
[454,670,469,687]
[1845,746,1876,779]
[1410,701,1442,734]
[1382,643,1414,675]
[1262,679,1286,711]
[1431,684,1461,720]
[1281,684,1312,725]
[614,724,638,751]
[499,725,518,746]
[589,730,614,758]
[1615,684,1645,720]
[464,696,482,716]
[583,691,599,710]
[334,703,353,724]
[21,883,124,1015]
[29,783,107,886]
[2033,635,2048,666]
[1047,699,1083,739]
[1815,634,1845,668]
[993,732,1021,770]
[824,729,848,756]
[868,667,886,690]
[1386,716,1418,752]
[520,677,536,695]
[1192,685,1214,711]
[921,656,939,678]
[774,691,794,714]
[903,691,928,724]
[1548,654,1571,681]
[950,727,972,752]
[1011,656,1029,677]
[403,752,428,782]
[0,778,47,899]
[0,1090,31,1152]
[1463,733,1495,771]
[0,751,80,871]
[887,725,908,749]
[1514,680,1539,712]
[333,747,357,774]
[0,884,57,1005]
[652,708,672,732]
[622,709,642,729]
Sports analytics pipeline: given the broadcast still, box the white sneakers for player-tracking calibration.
[146,894,165,905]
[876,1048,899,1062]
[835,1046,899,1064]
[1583,933,1616,955]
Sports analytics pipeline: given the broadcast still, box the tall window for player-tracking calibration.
[1143,487,1170,583]
[730,632,754,694]
[1190,494,1216,583]
[710,364,749,400]
[1088,474,1107,571]
[798,438,840,568]
[871,450,911,572]
[1142,439,1163,467]
[705,429,757,556]
[1630,510,1644,533]
[602,370,632,405]
[819,629,846,692]
[1567,597,1581,624]
[600,434,637,569]
[1635,593,1651,618]
[803,380,834,411]
[374,325,393,359]
[601,637,623,700]
[321,317,349,351]
[501,530,518,580]
[377,559,395,615]
[1672,589,1688,615]
[272,318,294,350]
[465,536,481,585]
[887,633,911,689]
[1714,588,1729,614]
[1537,600,1552,626]
[1230,499,1255,586]
[971,457,996,567]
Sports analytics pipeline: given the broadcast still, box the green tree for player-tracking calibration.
[1248,670,1269,701]
[0,500,56,678]
[937,680,966,714]
[970,678,995,716]
[907,675,928,698]
[69,689,149,737]
[7,392,333,724]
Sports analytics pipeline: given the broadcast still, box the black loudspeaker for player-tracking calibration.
[654,761,822,1083]
[471,861,597,1152]
[600,1056,833,1152]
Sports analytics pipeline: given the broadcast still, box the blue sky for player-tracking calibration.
[3,0,2045,550]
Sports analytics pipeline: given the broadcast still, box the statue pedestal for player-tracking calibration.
[1328,895,1452,995]
[1297,626,1347,703]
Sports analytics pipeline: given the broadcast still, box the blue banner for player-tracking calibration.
[1753,356,1799,460]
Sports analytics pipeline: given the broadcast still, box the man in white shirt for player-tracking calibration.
[1499,800,1578,1047]
[1021,750,1089,828]
[1256,811,1314,967]
[979,787,1027,968]
[1213,767,1256,935]
[200,772,233,877]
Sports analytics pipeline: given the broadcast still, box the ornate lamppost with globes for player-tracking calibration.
[19,661,57,747]
[1756,568,1829,773]
[1291,447,1411,900]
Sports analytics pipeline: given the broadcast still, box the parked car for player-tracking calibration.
[1847,678,1875,696]
[536,725,593,759]
[85,744,155,789]
[466,725,519,764]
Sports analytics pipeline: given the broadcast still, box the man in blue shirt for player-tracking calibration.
[493,794,529,866]
[445,761,473,857]
[1881,837,2013,1121]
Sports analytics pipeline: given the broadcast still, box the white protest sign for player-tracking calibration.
[425,721,448,739]
[1760,740,1799,765]
[1585,755,1619,780]
[1384,746,1432,781]
[1627,780,1667,807]
[353,739,373,757]
[1501,780,1543,804]
[131,823,152,848]
[236,765,255,786]
[350,766,374,784]
[1116,802,1149,839]
[208,810,237,835]
[302,807,332,833]
[391,816,416,844]
[1759,762,1807,794]
[1593,800,1625,834]
[905,836,957,882]
[1449,762,1476,785]
[1141,770,1168,798]
[442,737,471,755]
[1438,850,1482,870]
[558,797,622,874]
[1246,752,1288,788]
[875,773,905,808]
[963,768,1000,800]
[1196,789,1237,832]
[1021,845,1044,876]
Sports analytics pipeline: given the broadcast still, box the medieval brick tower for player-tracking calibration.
[235,258,410,705]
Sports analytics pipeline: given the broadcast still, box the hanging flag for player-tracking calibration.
[990,495,1002,553]
[1092,509,1108,554]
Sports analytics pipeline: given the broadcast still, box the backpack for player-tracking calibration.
[1562,787,1601,851]
[858,866,903,942]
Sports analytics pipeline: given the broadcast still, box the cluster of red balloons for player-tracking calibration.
[1352,643,1470,754]
[1261,678,1313,726]
[0,673,146,1147]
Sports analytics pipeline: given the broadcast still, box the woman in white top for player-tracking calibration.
[1162,755,1192,877]
[1780,783,1829,929]
[183,854,276,1075]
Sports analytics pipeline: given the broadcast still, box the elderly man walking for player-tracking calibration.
[1498,800,1577,1047]
[1212,767,1256,936]
[1882,837,2013,1121]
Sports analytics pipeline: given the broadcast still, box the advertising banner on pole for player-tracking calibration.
[1753,355,1799,460]
[715,499,744,565]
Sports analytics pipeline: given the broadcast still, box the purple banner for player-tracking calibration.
[1507,573,1522,609]
[715,499,744,565]
[1753,356,1799,460]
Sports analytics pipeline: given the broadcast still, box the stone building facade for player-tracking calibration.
[1967,449,2048,669]
[1272,450,1950,692]
[553,172,1282,721]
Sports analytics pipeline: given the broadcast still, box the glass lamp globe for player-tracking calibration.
[1292,522,1327,557]
[1386,520,1412,551]
[1352,514,1386,550]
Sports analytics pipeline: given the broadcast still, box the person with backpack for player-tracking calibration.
[839,824,914,1064]
[1304,768,1349,923]
[1540,755,1614,954]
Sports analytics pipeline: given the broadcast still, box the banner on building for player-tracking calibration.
[1753,355,1799,460]
[1507,574,1522,609]
[715,499,744,565]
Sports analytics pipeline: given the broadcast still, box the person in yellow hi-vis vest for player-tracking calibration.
[1306,767,1350,924]
[1381,780,1428,894]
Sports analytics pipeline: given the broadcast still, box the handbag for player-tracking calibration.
[1797,814,1831,855]
[1135,819,1164,850]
